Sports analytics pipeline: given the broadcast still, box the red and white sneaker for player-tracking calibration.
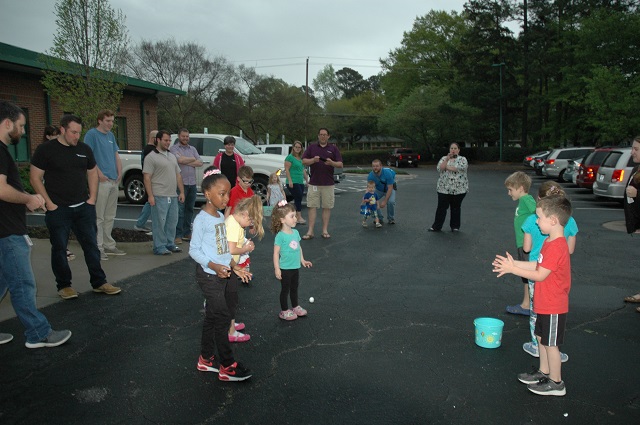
[279,309,298,321]
[228,331,251,343]
[292,305,307,317]
[218,361,252,381]
[234,322,245,331]
[197,355,219,372]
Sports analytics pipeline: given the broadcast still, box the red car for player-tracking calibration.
[387,148,420,168]
[576,148,613,189]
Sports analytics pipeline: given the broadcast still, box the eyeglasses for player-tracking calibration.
[241,179,254,184]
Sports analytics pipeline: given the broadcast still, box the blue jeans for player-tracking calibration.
[0,235,52,344]
[176,185,197,238]
[136,202,151,228]
[150,196,179,254]
[375,189,396,221]
[45,203,107,290]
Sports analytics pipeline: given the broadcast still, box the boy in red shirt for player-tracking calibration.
[225,165,254,217]
[493,195,572,397]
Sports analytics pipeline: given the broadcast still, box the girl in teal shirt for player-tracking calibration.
[271,201,313,321]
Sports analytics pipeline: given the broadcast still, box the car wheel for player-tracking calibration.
[557,169,566,183]
[124,174,147,204]
[413,162,418,168]
[251,176,269,205]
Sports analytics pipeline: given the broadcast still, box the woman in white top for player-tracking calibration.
[428,142,469,232]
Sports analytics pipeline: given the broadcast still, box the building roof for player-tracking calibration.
[0,42,185,96]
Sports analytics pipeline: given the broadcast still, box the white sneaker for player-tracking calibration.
[133,225,151,232]
[0,333,14,344]
[104,247,126,256]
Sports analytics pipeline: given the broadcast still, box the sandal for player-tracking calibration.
[297,220,307,225]
[302,234,314,240]
[322,233,331,239]
[506,304,530,316]
[624,293,640,303]
[66,250,76,261]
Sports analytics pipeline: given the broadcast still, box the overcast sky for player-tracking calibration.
[0,0,469,87]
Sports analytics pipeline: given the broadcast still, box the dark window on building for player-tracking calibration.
[114,116,128,149]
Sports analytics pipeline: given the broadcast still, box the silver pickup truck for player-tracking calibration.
[119,134,287,204]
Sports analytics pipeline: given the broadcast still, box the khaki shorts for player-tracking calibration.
[306,185,335,209]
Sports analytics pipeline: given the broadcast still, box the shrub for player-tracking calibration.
[18,165,35,194]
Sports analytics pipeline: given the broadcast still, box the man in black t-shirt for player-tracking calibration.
[30,114,121,300]
[0,100,71,348]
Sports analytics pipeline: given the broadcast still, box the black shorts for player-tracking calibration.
[534,313,567,346]
[516,247,529,284]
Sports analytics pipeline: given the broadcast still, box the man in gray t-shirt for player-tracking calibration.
[143,130,185,255]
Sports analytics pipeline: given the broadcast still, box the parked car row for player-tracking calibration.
[524,146,635,200]
[541,147,595,181]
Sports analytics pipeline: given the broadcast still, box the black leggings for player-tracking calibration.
[196,266,234,366]
[431,192,466,231]
[280,269,299,310]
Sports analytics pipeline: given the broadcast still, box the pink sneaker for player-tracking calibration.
[228,331,250,343]
[292,305,307,317]
[279,309,298,321]
[234,322,245,331]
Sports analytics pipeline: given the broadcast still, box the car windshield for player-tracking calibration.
[234,138,263,155]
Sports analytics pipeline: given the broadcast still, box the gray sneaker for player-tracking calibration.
[100,251,108,261]
[25,329,72,349]
[133,224,151,232]
[527,377,566,396]
[104,247,126,256]
[0,333,14,344]
[517,367,548,384]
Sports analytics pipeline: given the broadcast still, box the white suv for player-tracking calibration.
[542,147,594,181]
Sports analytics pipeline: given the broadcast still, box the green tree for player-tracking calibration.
[312,64,340,107]
[381,10,467,105]
[378,85,479,151]
[324,91,385,145]
[524,0,639,146]
[207,66,318,143]
[335,67,369,99]
[452,0,519,144]
[41,0,129,129]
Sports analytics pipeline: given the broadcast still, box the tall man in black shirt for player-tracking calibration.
[30,114,121,300]
[0,100,71,347]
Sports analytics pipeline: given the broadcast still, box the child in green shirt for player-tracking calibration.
[504,171,536,315]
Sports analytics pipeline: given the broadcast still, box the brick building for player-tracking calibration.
[0,42,184,162]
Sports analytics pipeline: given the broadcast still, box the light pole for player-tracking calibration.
[492,63,505,162]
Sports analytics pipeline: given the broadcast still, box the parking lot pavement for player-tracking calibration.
[0,165,638,424]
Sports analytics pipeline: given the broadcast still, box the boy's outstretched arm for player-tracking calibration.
[493,252,551,281]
